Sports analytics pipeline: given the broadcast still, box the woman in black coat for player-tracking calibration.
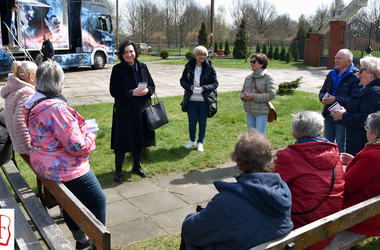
[332,55,380,156]
[110,41,156,181]
[180,45,218,152]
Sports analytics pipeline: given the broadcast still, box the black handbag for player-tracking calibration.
[144,93,169,130]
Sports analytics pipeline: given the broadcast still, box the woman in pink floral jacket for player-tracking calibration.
[23,60,106,249]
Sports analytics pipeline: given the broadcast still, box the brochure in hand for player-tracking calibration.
[86,119,99,135]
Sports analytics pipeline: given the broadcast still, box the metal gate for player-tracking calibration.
[343,18,380,67]
[320,32,330,67]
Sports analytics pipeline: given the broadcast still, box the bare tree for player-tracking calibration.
[310,4,332,31]
[273,14,297,40]
[214,5,230,42]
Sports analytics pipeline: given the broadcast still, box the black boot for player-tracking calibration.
[132,160,147,178]
[114,165,122,182]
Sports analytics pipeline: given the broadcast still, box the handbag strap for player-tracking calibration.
[292,166,337,215]
[253,78,260,94]
[152,92,159,104]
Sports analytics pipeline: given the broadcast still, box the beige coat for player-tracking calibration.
[240,69,276,115]
[1,74,34,155]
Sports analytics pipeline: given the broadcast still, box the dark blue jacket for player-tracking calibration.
[181,173,293,250]
[42,39,54,59]
[180,57,218,117]
[319,64,361,121]
[5,9,17,28]
[342,79,380,156]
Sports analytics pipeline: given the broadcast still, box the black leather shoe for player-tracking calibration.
[132,161,147,178]
[114,165,122,182]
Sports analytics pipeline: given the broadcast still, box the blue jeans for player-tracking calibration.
[324,114,346,154]
[187,101,208,143]
[62,169,106,240]
[246,113,269,134]
[9,23,16,44]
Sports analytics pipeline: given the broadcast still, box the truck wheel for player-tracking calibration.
[92,52,105,69]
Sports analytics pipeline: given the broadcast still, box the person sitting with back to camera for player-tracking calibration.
[1,61,37,166]
[180,128,293,250]
[341,111,380,237]
[274,111,345,250]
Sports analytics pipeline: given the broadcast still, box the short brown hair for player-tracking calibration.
[231,128,274,173]
[252,52,268,69]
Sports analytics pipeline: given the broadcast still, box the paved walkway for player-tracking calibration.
[0,63,330,248]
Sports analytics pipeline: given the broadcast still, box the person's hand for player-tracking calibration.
[322,94,336,106]
[242,91,253,100]
[341,152,354,165]
[331,107,346,121]
[133,88,148,96]
[190,85,195,92]
[87,132,97,140]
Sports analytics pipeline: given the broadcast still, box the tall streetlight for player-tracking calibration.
[116,0,119,49]
[211,0,214,49]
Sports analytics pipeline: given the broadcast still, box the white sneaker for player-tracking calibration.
[197,142,204,152]
[185,140,195,148]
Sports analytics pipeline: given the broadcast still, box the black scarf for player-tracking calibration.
[38,91,68,103]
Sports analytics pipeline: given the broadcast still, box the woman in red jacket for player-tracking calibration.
[274,111,345,250]
[341,111,380,236]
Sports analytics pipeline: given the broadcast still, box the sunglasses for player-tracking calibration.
[359,68,367,74]
[250,59,258,64]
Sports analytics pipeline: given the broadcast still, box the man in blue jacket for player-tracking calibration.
[180,129,293,250]
[41,34,54,61]
[319,49,361,154]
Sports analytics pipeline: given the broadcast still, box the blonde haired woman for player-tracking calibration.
[1,60,37,165]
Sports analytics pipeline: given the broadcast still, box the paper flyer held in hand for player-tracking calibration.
[193,87,202,94]
[322,92,329,100]
[138,82,147,89]
[328,102,342,111]
[86,119,99,135]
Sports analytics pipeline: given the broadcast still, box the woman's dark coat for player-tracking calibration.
[342,79,380,155]
[180,57,218,117]
[110,60,156,154]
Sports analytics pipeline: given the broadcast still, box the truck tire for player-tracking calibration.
[92,52,105,69]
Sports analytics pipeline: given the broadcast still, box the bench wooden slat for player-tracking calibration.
[1,161,73,250]
[40,177,111,250]
[0,171,44,250]
[250,194,380,250]
[324,230,368,250]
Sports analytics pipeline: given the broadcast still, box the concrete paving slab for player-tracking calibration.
[105,200,144,227]
[113,179,162,199]
[108,217,166,246]
[129,191,188,216]
[172,184,219,205]
[187,167,235,182]
[103,187,125,203]
[151,173,197,189]
[151,207,195,234]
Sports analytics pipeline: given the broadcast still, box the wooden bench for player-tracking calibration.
[250,195,380,250]
[0,159,111,250]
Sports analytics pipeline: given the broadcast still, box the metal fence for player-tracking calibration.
[320,32,330,67]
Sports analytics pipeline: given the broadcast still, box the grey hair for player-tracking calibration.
[366,111,380,138]
[338,49,353,62]
[193,45,208,56]
[292,111,325,140]
[35,60,64,93]
[360,55,380,79]
[231,128,274,173]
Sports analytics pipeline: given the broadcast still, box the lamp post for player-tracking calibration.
[211,0,214,50]
[116,0,119,48]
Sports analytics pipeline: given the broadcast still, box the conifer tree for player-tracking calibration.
[306,27,313,39]
[280,47,286,61]
[262,43,268,56]
[287,46,293,61]
[268,41,273,59]
[294,48,299,62]
[285,51,291,63]
[198,22,209,48]
[219,40,223,50]
[214,40,218,53]
[233,19,248,59]
[256,41,261,53]
[273,42,280,60]
[224,40,230,56]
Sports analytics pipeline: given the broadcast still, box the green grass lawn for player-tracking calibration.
[137,55,317,69]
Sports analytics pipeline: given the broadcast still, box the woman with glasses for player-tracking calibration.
[110,40,156,181]
[331,55,380,156]
[180,45,218,152]
[341,111,380,236]
[240,53,276,134]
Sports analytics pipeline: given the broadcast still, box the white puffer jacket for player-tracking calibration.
[1,74,34,155]
[240,69,276,115]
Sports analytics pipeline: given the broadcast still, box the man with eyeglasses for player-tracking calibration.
[319,49,361,154]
